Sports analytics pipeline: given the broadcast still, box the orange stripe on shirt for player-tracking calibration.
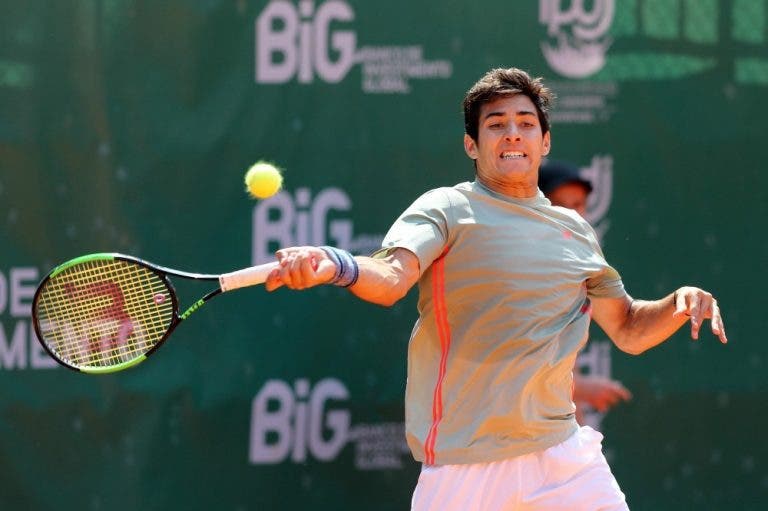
[424,251,452,465]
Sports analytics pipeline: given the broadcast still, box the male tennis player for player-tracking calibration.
[539,159,633,425]
[265,67,727,510]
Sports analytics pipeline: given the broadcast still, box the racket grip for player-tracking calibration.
[219,262,279,292]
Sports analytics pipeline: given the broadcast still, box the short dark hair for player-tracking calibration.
[538,159,593,195]
[462,67,554,141]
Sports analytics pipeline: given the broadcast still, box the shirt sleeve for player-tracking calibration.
[581,219,627,299]
[587,264,626,298]
[372,188,453,277]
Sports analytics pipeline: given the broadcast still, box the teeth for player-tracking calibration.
[501,151,525,159]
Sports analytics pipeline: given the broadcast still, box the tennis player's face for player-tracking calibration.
[464,94,550,196]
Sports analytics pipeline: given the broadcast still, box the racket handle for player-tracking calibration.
[219,262,279,292]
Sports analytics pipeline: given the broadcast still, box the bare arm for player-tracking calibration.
[591,287,728,355]
[348,249,421,305]
[264,246,421,306]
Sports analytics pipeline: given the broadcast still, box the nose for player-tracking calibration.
[504,125,521,141]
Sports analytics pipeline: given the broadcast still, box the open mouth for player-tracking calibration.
[501,151,526,160]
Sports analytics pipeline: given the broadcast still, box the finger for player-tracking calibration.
[299,254,319,286]
[591,396,610,412]
[613,383,633,401]
[270,250,289,288]
[694,299,713,341]
[713,319,728,344]
[287,252,309,289]
[687,293,701,317]
[690,318,699,340]
[688,294,703,340]
[279,255,298,288]
[590,382,627,409]
[710,300,720,333]
[718,323,729,344]
[711,301,728,344]
[605,387,625,405]
[673,290,688,318]
[294,250,320,288]
[604,391,624,408]
[604,393,620,407]
[274,248,293,263]
[264,268,284,292]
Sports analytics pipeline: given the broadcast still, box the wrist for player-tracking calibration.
[320,246,359,287]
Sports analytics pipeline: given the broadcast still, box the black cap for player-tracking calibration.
[538,159,593,195]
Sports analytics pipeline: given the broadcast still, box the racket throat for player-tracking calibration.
[180,298,206,320]
[179,288,221,320]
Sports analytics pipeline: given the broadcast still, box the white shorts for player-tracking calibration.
[411,426,628,511]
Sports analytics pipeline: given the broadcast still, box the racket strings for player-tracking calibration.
[36,259,174,368]
[41,263,170,366]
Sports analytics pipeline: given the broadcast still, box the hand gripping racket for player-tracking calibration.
[32,253,278,374]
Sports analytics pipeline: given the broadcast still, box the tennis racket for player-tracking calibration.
[32,253,278,374]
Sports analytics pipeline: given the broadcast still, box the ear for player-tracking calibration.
[463,134,478,160]
[542,131,551,156]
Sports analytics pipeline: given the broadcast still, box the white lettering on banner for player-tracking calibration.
[0,320,26,368]
[580,155,613,242]
[31,328,57,368]
[248,378,414,470]
[5,267,37,318]
[359,46,452,94]
[348,422,411,470]
[0,320,57,370]
[254,0,453,94]
[249,378,350,464]
[539,0,614,78]
[251,187,383,265]
[548,80,618,125]
[0,266,57,370]
[0,271,6,314]
[256,0,356,83]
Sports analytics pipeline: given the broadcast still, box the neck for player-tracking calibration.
[477,174,539,199]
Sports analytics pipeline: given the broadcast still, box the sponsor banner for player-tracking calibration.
[0,267,57,370]
[249,378,411,470]
[255,0,453,94]
[540,0,768,124]
[252,187,384,265]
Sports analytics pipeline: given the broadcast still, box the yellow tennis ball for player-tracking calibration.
[244,161,283,199]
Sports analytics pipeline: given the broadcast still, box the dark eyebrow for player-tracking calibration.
[483,110,538,121]
[482,111,506,121]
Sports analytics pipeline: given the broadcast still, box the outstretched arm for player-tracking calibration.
[591,286,728,355]
[264,246,421,307]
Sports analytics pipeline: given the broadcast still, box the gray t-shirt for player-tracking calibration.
[378,180,626,465]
